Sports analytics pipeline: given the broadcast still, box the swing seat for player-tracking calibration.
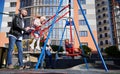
[65,46,82,57]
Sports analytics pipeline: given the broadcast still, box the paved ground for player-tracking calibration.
[0,69,120,74]
[0,63,120,74]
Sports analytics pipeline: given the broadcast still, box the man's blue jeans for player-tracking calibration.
[7,36,23,66]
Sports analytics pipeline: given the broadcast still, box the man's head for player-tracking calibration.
[19,9,27,17]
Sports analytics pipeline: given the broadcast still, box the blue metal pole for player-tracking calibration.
[35,0,63,70]
[0,0,5,31]
[77,0,108,71]
[72,20,89,69]
[56,24,67,60]
[39,48,45,68]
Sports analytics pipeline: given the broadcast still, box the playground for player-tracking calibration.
[0,0,120,74]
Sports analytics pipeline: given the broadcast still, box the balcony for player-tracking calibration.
[98,34,111,40]
[97,14,109,21]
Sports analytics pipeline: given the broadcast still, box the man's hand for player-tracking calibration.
[25,27,30,31]
[30,27,35,30]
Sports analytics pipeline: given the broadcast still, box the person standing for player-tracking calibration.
[7,9,30,69]
[41,32,53,68]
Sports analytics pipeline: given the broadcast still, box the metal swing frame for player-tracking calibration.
[35,0,108,72]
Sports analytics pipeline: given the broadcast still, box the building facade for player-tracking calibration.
[0,0,20,47]
[95,0,120,51]
[113,0,120,49]
[95,0,113,51]
[0,0,98,52]
[1,0,20,32]
[74,0,98,52]
[20,0,71,45]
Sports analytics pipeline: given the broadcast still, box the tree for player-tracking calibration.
[104,46,120,58]
[81,45,92,55]
[51,45,64,52]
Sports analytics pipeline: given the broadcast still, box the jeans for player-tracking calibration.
[7,36,23,66]
[46,50,52,67]
[40,48,52,68]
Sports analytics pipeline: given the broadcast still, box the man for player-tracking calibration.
[7,9,30,69]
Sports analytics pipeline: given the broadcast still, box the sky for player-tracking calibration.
[0,0,5,30]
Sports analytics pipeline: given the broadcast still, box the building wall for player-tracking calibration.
[1,0,19,32]
[95,0,114,51]
[0,0,20,47]
[114,1,120,50]
[0,32,8,47]
[20,0,70,45]
[74,0,98,52]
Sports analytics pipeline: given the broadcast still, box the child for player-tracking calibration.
[65,39,74,54]
[30,16,46,51]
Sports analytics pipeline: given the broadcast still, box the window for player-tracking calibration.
[97,15,101,19]
[98,21,102,25]
[8,22,12,27]
[101,1,105,5]
[105,40,108,44]
[100,41,103,45]
[80,0,86,4]
[100,34,103,38]
[105,33,108,37]
[79,31,88,37]
[102,7,106,11]
[99,28,102,31]
[103,13,106,17]
[10,2,16,7]
[49,7,53,15]
[78,9,86,15]
[79,20,86,25]
[53,7,57,14]
[97,9,101,13]
[104,26,107,30]
[103,20,108,23]
[96,3,100,7]
[45,7,49,15]
[49,0,53,5]
[81,42,88,46]
[53,0,57,4]
[9,12,15,17]
[26,8,31,16]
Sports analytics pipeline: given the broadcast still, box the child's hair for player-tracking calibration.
[41,16,46,20]
[35,15,41,19]
[40,16,46,21]
[65,39,69,43]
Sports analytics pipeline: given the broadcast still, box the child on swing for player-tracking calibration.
[65,39,74,54]
[29,16,46,51]
[65,39,82,53]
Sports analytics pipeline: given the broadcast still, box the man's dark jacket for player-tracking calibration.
[9,14,26,38]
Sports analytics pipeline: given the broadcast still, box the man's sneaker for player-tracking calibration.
[19,66,26,70]
[7,64,14,69]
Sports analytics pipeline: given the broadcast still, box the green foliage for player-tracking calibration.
[81,45,92,55]
[104,46,120,58]
[51,45,64,52]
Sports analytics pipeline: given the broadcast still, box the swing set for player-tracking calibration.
[34,0,108,72]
